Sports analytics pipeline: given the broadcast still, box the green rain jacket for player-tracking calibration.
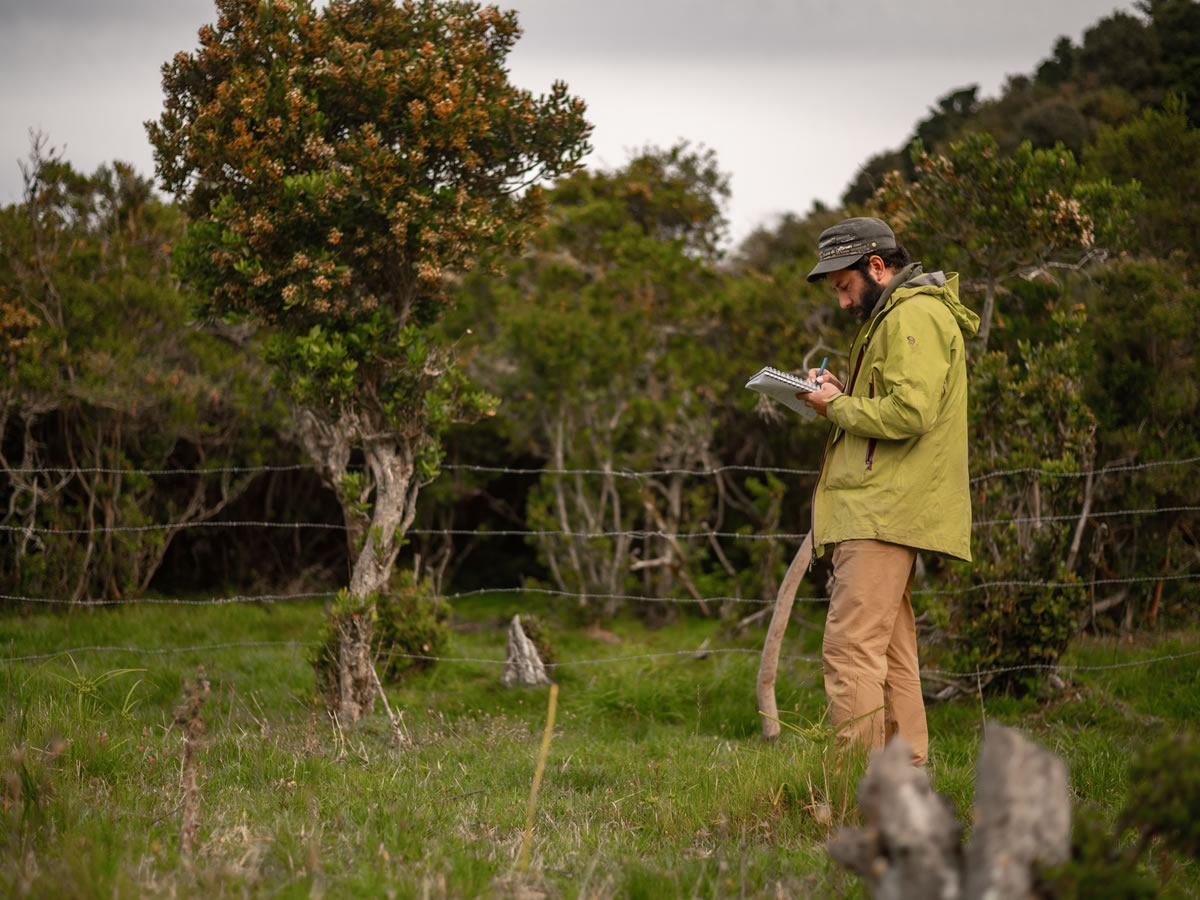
[813,265,980,561]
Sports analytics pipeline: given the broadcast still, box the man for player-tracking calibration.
[801,216,979,766]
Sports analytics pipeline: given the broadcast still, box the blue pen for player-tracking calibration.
[816,357,828,382]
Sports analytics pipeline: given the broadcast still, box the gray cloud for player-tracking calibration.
[0,0,1142,240]
[508,0,1137,61]
[2,0,213,27]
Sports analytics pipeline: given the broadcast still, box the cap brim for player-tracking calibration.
[806,254,865,283]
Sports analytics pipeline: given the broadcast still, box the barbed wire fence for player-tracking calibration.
[7,640,1200,682]
[10,454,1198,480]
[6,572,1200,610]
[2,456,1198,682]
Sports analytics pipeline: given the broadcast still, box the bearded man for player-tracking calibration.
[801,217,979,766]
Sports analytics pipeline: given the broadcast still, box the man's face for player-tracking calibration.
[828,266,886,324]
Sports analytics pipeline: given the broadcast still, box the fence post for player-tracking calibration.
[757,531,812,740]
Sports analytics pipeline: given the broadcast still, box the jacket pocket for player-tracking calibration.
[824,433,870,490]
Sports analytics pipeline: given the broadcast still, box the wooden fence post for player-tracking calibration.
[756,531,813,740]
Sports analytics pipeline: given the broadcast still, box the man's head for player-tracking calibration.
[807,217,911,323]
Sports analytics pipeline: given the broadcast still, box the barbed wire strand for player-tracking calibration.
[2,641,317,664]
[5,572,1199,609]
[0,587,770,609]
[967,456,1200,484]
[974,506,1200,528]
[4,641,1197,681]
[0,591,339,607]
[923,647,1200,679]
[6,455,1196,482]
[8,503,1200,538]
[0,643,790,666]
[6,464,320,476]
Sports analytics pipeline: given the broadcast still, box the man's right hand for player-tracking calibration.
[807,368,844,391]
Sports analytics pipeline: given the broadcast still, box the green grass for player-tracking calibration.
[2,597,1198,897]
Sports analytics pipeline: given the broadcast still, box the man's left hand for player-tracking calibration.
[798,381,842,418]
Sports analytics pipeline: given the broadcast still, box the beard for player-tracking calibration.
[849,274,886,323]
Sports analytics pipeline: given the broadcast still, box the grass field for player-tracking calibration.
[2,595,1198,898]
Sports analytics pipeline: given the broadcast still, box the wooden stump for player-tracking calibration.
[826,737,963,900]
[501,614,552,688]
[964,724,1071,898]
[826,724,1072,899]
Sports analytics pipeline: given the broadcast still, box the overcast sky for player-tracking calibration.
[0,0,1137,246]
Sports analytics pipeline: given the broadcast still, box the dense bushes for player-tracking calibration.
[0,150,287,604]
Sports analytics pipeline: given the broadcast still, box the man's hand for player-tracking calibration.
[798,380,842,418]
[806,367,843,392]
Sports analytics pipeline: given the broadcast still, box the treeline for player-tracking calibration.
[2,2,1198,684]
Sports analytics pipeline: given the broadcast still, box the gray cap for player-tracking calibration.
[806,217,897,282]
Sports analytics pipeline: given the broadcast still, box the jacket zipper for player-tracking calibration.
[865,376,877,471]
[846,342,869,395]
[810,321,871,560]
[813,291,911,546]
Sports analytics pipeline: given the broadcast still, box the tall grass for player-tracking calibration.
[1,598,1196,897]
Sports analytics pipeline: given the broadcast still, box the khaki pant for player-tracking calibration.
[822,539,929,765]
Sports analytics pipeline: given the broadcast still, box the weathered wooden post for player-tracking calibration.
[964,724,1072,898]
[826,737,964,899]
[756,531,813,739]
[826,723,1072,899]
[501,614,552,688]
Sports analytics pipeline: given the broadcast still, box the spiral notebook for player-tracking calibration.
[745,366,820,420]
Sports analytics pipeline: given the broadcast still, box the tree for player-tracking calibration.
[148,0,590,720]
[456,145,730,616]
[1016,99,1090,155]
[1035,36,1077,87]
[1075,259,1200,630]
[1077,11,1160,98]
[945,316,1098,686]
[1143,0,1200,126]
[1085,94,1200,263]
[0,143,277,604]
[841,149,910,209]
[873,134,1139,348]
[913,86,981,149]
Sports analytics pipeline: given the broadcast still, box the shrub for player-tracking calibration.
[375,570,452,682]
[1120,729,1200,862]
[1041,729,1200,897]
[940,316,1097,688]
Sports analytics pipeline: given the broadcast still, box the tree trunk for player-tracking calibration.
[347,441,420,597]
[298,409,422,723]
[333,610,376,724]
[977,276,998,349]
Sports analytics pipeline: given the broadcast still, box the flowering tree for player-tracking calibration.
[874,134,1138,348]
[148,0,590,720]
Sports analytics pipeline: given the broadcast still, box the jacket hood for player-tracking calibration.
[886,270,980,339]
